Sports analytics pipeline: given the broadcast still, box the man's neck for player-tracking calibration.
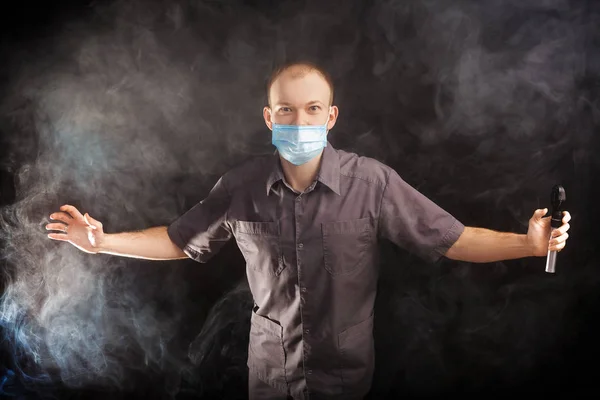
[280,152,323,193]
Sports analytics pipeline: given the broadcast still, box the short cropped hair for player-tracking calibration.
[266,61,334,106]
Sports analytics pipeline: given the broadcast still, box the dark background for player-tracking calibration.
[0,0,599,399]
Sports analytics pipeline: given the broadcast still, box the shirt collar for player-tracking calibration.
[265,141,341,196]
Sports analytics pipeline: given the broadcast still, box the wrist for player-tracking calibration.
[523,233,536,257]
[96,233,111,253]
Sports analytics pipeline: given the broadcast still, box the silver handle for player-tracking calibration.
[545,249,557,273]
[545,228,558,273]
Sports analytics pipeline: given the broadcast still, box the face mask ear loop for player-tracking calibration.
[324,106,332,130]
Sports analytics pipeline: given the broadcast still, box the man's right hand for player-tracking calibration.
[46,205,105,254]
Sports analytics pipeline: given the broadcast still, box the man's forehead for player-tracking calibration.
[270,70,331,103]
[272,68,328,88]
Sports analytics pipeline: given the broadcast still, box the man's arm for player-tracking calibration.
[47,205,189,260]
[48,176,232,263]
[100,226,189,260]
[375,167,570,264]
[444,227,533,263]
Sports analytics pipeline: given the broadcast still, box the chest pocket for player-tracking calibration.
[234,221,284,276]
[321,217,374,276]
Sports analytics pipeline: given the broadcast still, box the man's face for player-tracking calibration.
[263,68,339,130]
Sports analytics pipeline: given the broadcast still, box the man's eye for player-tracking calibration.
[309,106,321,111]
[280,107,291,112]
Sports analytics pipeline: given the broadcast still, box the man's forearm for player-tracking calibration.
[99,226,189,261]
[445,226,533,263]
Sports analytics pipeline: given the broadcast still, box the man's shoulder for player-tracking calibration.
[336,147,392,187]
[221,153,273,190]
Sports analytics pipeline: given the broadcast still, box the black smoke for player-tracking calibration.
[0,0,598,399]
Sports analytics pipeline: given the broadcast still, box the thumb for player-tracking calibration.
[84,213,102,230]
[536,208,548,220]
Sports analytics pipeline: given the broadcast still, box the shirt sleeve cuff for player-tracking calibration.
[430,217,465,263]
[167,222,202,262]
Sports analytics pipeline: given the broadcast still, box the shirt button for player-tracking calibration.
[301,287,307,293]
[298,243,304,249]
[307,370,313,375]
[304,329,310,334]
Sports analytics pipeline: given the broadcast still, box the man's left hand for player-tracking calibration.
[527,208,571,257]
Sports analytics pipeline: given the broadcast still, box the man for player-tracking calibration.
[46,61,571,400]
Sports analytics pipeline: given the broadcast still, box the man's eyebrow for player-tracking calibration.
[275,100,324,106]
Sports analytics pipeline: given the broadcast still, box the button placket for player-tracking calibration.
[294,193,312,385]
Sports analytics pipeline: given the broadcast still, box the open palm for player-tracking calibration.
[46,205,105,254]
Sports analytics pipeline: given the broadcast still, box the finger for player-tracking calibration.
[60,205,85,221]
[549,242,564,251]
[49,212,73,223]
[552,223,570,236]
[562,211,571,223]
[550,232,569,246]
[47,233,69,241]
[533,208,548,221]
[45,223,68,232]
[84,213,101,230]
[556,232,569,244]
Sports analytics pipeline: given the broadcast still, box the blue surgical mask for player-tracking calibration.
[271,116,329,166]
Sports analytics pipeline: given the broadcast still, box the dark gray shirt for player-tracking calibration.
[168,142,465,399]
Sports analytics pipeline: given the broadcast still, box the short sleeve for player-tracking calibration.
[378,168,465,263]
[167,176,233,263]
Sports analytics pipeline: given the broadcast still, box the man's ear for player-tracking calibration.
[327,105,339,130]
[263,106,273,130]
